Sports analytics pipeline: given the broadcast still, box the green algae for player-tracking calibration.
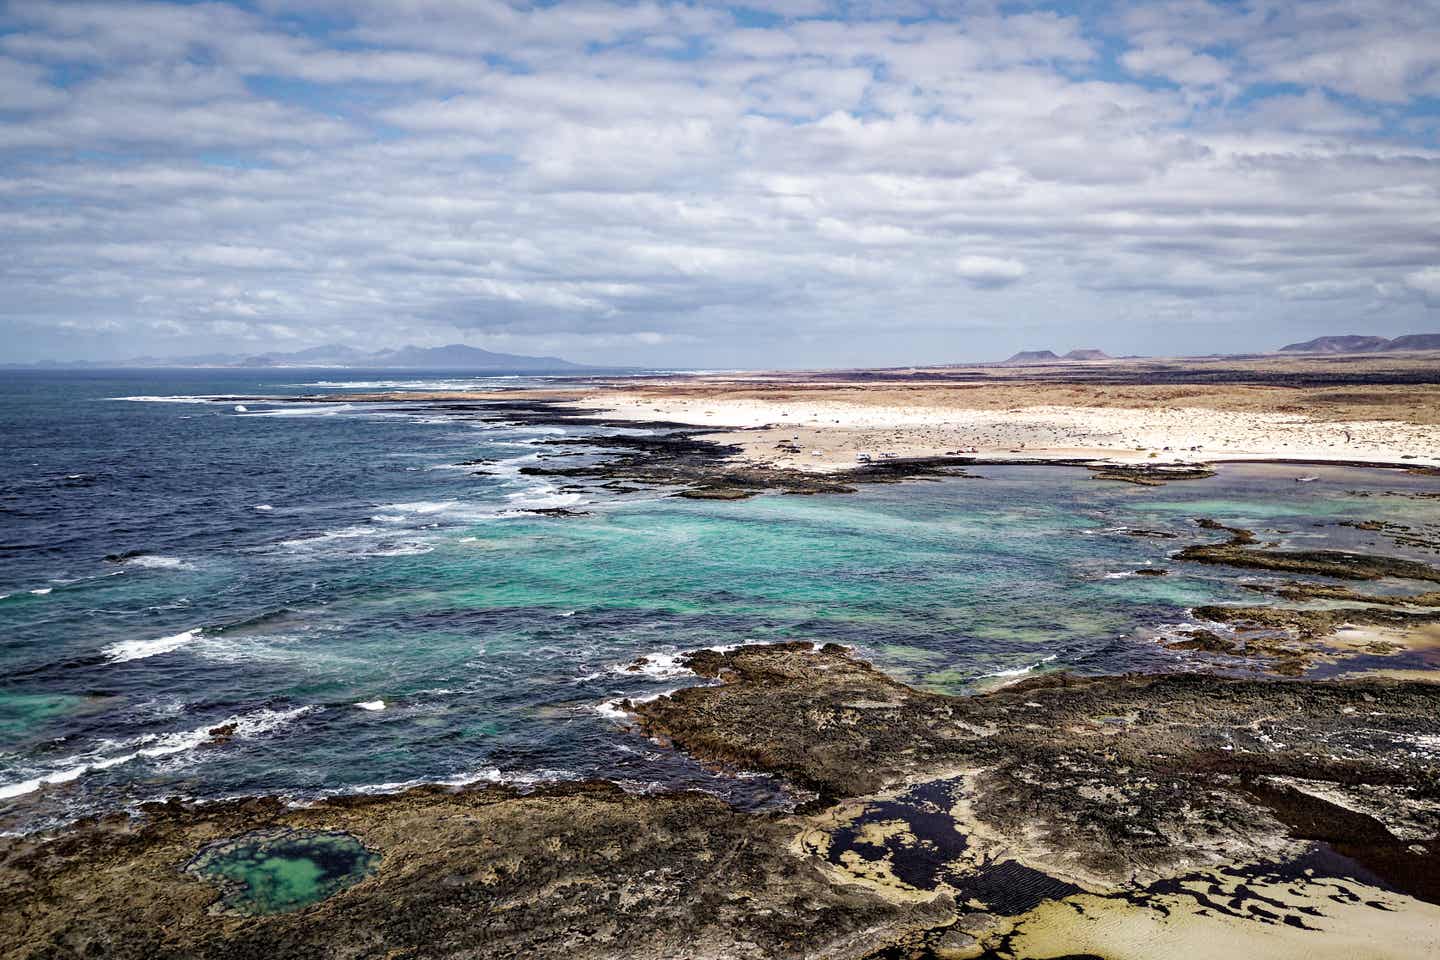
[185,829,380,916]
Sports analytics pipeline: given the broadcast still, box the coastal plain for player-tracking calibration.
[325,352,1440,471]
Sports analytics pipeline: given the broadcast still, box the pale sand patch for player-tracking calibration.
[567,392,1440,473]
[1313,622,1440,680]
[1329,621,1440,655]
[795,774,1440,960]
[994,884,1440,960]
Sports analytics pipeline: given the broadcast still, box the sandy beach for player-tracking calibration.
[552,355,1440,472]
[578,391,1439,471]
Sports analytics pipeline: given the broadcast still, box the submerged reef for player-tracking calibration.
[1162,519,1440,675]
[1176,519,1440,582]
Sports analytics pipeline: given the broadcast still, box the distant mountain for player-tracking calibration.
[240,344,373,366]
[1062,349,1110,361]
[13,343,593,371]
[1277,335,1391,354]
[1277,333,1440,355]
[371,344,582,370]
[1002,350,1061,364]
[1385,334,1440,352]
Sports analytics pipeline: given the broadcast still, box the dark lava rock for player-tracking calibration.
[1087,463,1216,486]
[1178,519,1440,582]
[638,644,1440,890]
[7,645,1440,959]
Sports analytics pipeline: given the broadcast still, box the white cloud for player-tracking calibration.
[1121,44,1229,87]
[955,256,1027,287]
[1,0,1438,366]
[1406,267,1440,302]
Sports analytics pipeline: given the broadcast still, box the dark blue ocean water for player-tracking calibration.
[3,369,1438,831]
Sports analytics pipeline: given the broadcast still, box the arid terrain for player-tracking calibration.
[324,352,1440,472]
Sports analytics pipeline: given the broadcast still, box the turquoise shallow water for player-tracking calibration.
[3,371,1439,830]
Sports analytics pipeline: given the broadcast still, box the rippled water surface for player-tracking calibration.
[3,369,1438,829]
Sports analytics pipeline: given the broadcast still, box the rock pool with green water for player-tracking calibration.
[185,829,380,915]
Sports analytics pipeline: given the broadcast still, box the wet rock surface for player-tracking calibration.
[1086,463,1216,486]
[529,428,982,500]
[1,782,949,960]
[4,645,1440,958]
[1176,519,1440,582]
[1159,519,1440,675]
[637,644,1440,892]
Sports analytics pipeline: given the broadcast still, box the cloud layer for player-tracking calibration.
[2,0,1438,366]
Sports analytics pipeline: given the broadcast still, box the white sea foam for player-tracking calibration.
[507,490,586,509]
[277,525,378,549]
[355,700,386,711]
[362,543,435,557]
[51,571,125,586]
[103,628,201,663]
[29,587,52,596]
[586,642,811,686]
[108,395,226,404]
[975,654,1058,681]
[376,500,462,517]
[339,765,580,798]
[274,523,446,562]
[593,699,634,722]
[125,555,193,571]
[239,403,355,417]
[593,688,679,722]
[0,706,313,801]
[487,453,540,477]
[611,651,693,681]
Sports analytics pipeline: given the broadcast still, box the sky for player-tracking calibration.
[1,0,1438,367]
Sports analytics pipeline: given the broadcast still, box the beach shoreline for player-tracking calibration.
[279,352,1440,474]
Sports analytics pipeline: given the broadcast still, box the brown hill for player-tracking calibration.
[1003,350,1061,364]
[1278,335,1391,354]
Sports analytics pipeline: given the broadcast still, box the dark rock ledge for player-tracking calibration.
[5,644,1440,959]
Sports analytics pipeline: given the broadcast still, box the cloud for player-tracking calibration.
[0,0,1438,366]
[1406,267,1440,303]
[955,256,1026,288]
[1121,44,1229,87]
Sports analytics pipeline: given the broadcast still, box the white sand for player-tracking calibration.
[573,393,1440,472]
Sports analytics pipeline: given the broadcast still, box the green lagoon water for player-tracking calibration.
[3,371,1439,830]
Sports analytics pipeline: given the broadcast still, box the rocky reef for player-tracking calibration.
[1176,519,1440,582]
[6,643,1440,959]
[1086,463,1216,486]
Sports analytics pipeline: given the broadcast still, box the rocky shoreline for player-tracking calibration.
[5,642,1439,959]
[215,392,1439,499]
[5,394,1439,958]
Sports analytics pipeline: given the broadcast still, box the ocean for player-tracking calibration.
[3,368,1438,831]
